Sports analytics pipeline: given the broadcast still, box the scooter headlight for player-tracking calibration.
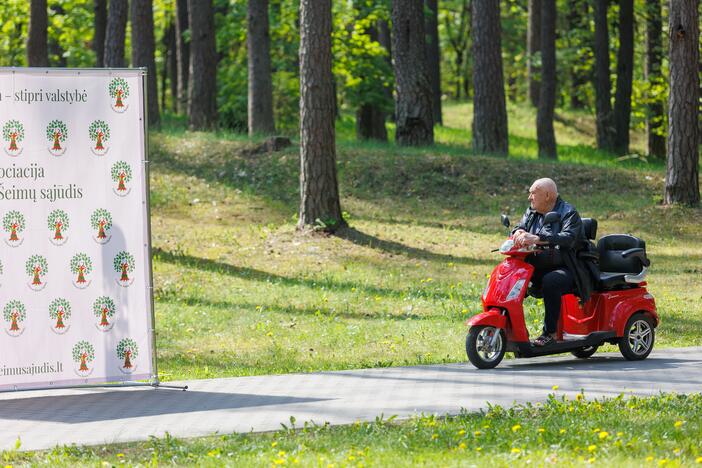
[506,279,526,301]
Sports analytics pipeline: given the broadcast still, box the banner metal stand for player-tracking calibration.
[0,67,186,394]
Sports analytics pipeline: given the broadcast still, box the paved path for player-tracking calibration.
[1,347,701,451]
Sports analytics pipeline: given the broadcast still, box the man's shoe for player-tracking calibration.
[533,333,556,347]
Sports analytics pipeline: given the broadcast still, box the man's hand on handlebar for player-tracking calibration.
[513,230,540,248]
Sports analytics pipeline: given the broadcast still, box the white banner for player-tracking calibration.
[0,68,153,390]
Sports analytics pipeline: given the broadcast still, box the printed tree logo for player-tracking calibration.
[109,77,130,111]
[0,259,3,287]
[48,209,70,244]
[46,119,68,155]
[26,255,49,290]
[3,120,24,155]
[70,253,93,288]
[117,338,139,370]
[90,208,112,243]
[49,298,71,332]
[114,251,135,286]
[111,161,132,195]
[3,210,25,245]
[4,300,26,335]
[72,340,95,374]
[93,295,116,329]
[89,120,110,154]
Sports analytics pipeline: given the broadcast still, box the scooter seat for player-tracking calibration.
[596,234,649,290]
[598,271,631,290]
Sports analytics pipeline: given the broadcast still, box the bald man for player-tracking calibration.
[512,178,592,346]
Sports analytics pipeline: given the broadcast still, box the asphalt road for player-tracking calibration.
[1,346,700,451]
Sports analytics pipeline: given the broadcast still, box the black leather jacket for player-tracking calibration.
[513,197,595,302]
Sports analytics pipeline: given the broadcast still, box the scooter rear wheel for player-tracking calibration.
[619,313,655,360]
[467,326,506,369]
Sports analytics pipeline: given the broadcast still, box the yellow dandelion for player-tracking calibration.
[695,456,702,463]
[511,448,521,454]
[559,429,567,434]
[588,457,596,463]
[476,447,483,452]
[278,451,287,457]
[617,432,623,437]
[674,420,684,428]
[348,455,356,461]
[431,433,438,440]
[458,429,466,436]
[474,430,482,437]
[592,428,601,433]
[646,456,654,462]
[576,393,584,401]
[271,441,278,447]
[552,385,559,391]
[458,442,467,450]
[599,431,609,440]
[658,459,668,466]
[273,459,285,466]
[588,445,597,453]
[538,428,545,433]
[512,424,522,432]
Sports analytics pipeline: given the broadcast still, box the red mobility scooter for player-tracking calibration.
[466,212,658,369]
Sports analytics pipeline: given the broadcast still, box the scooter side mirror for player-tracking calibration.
[543,211,560,225]
[500,214,510,228]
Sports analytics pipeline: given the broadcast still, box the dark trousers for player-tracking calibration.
[531,268,575,334]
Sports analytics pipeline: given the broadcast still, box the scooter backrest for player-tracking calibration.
[597,234,646,273]
[582,218,597,240]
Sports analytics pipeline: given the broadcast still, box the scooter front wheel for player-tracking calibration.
[466,326,506,369]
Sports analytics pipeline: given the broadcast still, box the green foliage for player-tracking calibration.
[47,209,70,231]
[72,340,95,362]
[0,1,28,66]
[48,298,71,320]
[3,210,25,232]
[109,77,130,99]
[3,300,25,322]
[25,255,48,277]
[2,120,24,142]
[46,120,68,142]
[111,161,132,183]
[70,253,92,275]
[90,208,112,230]
[114,251,135,273]
[47,0,95,66]
[93,296,115,318]
[88,120,110,142]
[117,338,139,359]
[332,0,393,114]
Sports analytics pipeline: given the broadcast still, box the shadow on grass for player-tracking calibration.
[335,227,493,266]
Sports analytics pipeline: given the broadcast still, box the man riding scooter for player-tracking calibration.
[511,178,596,346]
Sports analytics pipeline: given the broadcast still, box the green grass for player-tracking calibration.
[148,101,701,381]
[6,392,702,466]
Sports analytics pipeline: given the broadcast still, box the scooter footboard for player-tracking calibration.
[467,309,507,329]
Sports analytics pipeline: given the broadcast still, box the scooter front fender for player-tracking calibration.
[467,309,507,329]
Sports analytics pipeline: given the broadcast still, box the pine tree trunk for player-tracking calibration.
[131,0,161,127]
[298,0,345,231]
[664,0,699,206]
[187,0,218,130]
[567,0,589,109]
[537,0,557,159]
[645,0,665,159]
[377,19,394,119]
[356,25,387,142]
[471,0,508,155]
[168,21,178,113]
[27,0,49,67]
[527,0,541,107]
[176,0,190,114]
[104,0,128,67]
[612,0,634,155]
[425,0,442,125]
[93,0,107,67]
[392,0,434,146]
[593,0,614,151]
[247,0,276,136]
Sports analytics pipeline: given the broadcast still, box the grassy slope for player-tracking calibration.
[150,102,701,381]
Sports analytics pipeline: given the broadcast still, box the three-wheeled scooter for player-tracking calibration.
[466,212,658,369]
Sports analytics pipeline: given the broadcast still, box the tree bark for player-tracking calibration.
[187,0,218,130]
[644,0,665,159]
[471,0,508,155]
[27,0,49,67]
[131,0,161,126]
[567,0,589,109]
[612,0,634,155]
[298,0,345,231]
[356,24,387,142]
[527,0,541,107]
[425,0,442,125]
[377,19,394,120]
[442,0,469,100]
[93,0,107,67]
[593,0,614,151]
[537,0,557,159]
[664,0,699,206]
[104,0,128,68]
[166,21,178,112]
[176,0,190,114]
[391,0,434,146]
[247,0,276,135]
